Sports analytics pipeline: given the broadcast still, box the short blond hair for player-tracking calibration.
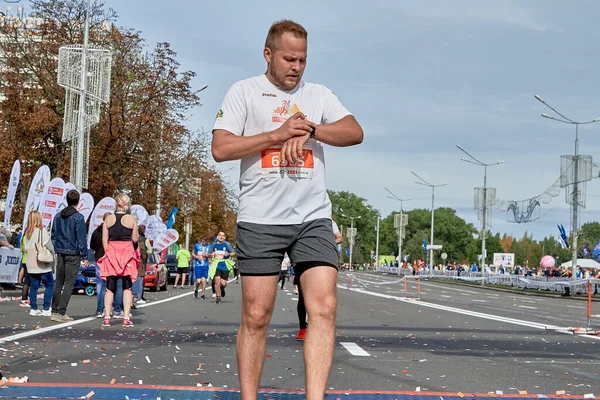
[265,20,307,50]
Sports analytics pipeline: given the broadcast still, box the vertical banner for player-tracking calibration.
[3,160,20,228]
[166,207,178,229]
[87,197,116,247]
[57,182,78,213]
[77,193,95,223]
[154,229,179,252]
[39,178,66,229]
[130,205,149,226]
[23,165,51,230]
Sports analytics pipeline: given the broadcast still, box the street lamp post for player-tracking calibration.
[535,94,600,283]
[412,172,447,278]
[456,145,505,286]
[340,208,361,271]
[375,216,380,270]
[385,188,412,275]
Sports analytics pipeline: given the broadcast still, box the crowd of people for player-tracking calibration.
[5,190,239,328]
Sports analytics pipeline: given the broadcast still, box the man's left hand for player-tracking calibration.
[280,132,310,165]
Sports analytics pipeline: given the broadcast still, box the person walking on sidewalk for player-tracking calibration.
[23,211,55,317]
[51,190,88,322]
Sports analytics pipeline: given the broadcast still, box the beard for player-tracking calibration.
[268,62,302,91]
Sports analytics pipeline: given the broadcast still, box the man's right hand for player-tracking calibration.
[273,112,315,143]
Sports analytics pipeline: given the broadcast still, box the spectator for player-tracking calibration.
[90,213,123,318]
[9,228,21,247]
[23,211,55,317]
[134,225,149,304]
[51,189,88,322]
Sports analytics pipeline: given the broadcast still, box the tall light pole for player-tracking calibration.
[412,171,447,278]
[375,214,380,270]
[340,208,361,271]
[385,187,411,275]
[456,145,505,286]
[74,0,91,191]
[535,94,600,283]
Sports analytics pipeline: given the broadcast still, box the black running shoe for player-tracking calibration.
[201,294,205,300]
[194,288,198,298]
[216,296,221,304]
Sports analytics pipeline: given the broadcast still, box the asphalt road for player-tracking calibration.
[1,271,599,396]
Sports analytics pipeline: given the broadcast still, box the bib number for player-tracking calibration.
[260,148,314,179]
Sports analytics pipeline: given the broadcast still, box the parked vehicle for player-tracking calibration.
[75,250,97,296]
[144,252,168,292]
[165,254,178,282]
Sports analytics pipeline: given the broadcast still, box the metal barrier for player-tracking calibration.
[374,267,600,294]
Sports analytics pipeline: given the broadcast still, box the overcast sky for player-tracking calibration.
[94,0,600,240]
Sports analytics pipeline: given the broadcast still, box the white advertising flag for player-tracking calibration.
[39,178,66,229]
[130,205,149,226]
[58,182,78,213]
[87,197,116,247]
[4,160,20,228]
[23,165,51,230]
[154,229,179,252]
[144,215,167,241]
[77,193,95,223]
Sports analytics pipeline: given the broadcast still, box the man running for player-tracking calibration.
[174,244,191,289]
[212,19,363,400]
[208,231,234,304]
[193,238,211,299]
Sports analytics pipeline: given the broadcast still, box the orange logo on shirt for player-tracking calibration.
[273,100,301,122]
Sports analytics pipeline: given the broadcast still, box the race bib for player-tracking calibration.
[214,250,227,259]
[260,148,314,179]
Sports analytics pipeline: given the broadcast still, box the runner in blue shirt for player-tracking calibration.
[209,231,235,304]
[193,238,211,300]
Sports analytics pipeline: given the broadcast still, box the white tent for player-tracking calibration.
[560,258,600,270]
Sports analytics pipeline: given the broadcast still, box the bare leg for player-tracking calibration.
[300,267,338,400]
[181,274,187,286]
[123,288,133,318]
[104,290,114,318]
[214,276,221,297]
[174,274,180,287]
[201,278,206,296]
[237,275,278,399]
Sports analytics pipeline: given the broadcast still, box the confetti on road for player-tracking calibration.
[145,356,151,364]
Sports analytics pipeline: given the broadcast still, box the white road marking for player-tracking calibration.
[521,299,537,304]
[517,305,538,310]
[340,342,371,356]
[337,285,600,341]
[0,277,237,344]
[440,295,452,298]
[416,281,479,295]
[472,299,487,303]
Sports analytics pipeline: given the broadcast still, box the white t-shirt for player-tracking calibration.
[332,221,340,235]
[281,256,291,271]
[213,74,351,225]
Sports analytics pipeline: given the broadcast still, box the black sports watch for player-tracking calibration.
[309,126,316,139]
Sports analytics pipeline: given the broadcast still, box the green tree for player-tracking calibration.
[580,222,600,254]
[329,190,378,265]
